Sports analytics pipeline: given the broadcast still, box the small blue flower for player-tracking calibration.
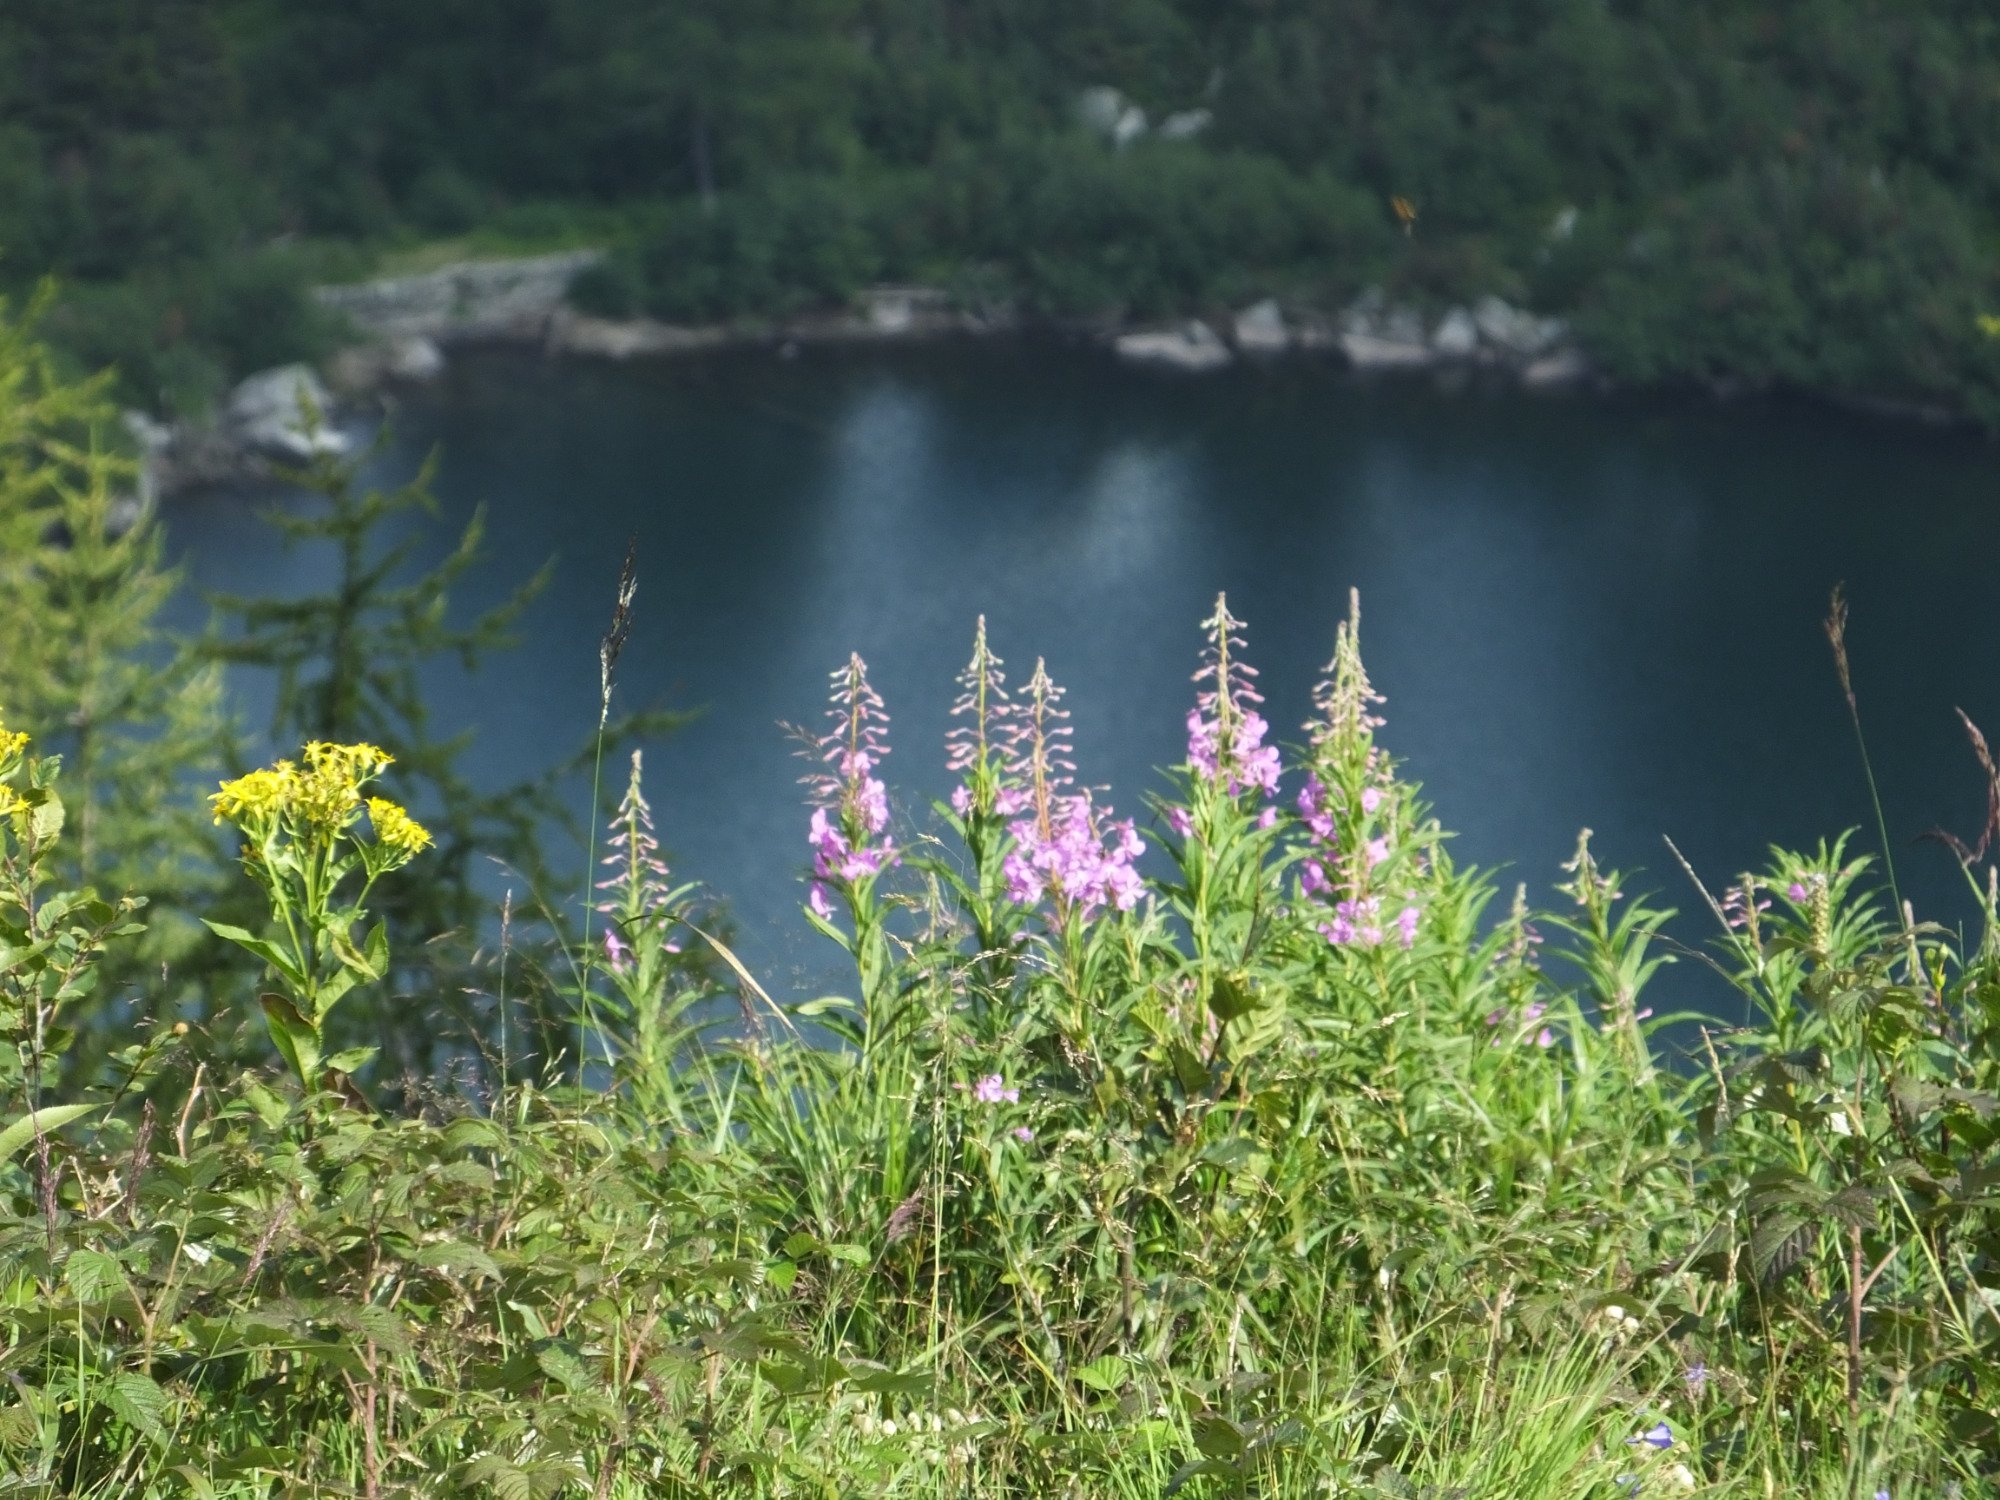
[1683,1361,1708,1394]
[1625,1421,1673,1450]
[1614,1475,1641,1498]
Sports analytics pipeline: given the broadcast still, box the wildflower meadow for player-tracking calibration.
[3,549,1998,1498]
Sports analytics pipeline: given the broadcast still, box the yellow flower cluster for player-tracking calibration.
[211,742,398,834]
[367,796,433,855]
[0,710,29,820]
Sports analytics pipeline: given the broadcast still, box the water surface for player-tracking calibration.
[167,342,2000,1011]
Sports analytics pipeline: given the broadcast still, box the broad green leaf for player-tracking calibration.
[259,992,322,1084]
[202,920,305,986]
[1073,1354,1130,1392]
[64,1248,126,1302]
[101,1370,169,1445]
[0,1103,101,1163]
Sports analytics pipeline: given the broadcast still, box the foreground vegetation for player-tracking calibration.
[8,1,2000,422]
[3,576,1998,1494]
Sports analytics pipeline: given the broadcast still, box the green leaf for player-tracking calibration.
[1191,1412,1246,1460]
[101,1370,169,1445]
[0,1102,101,1162]
[464,1454,533,1500]
[259,992,322,1085]
[64,1248,126,1302]
[329,923,385,981]
[28,789,63,844]
[324,1046,379,1076]
[202,920,305,986]
[416,1239,501,1282]
[1073,1354,1130,1392]
[0,1403,37,1449]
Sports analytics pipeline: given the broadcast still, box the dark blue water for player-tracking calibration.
[166,342,2000,1008]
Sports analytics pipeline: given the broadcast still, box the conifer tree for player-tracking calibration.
[0,282,229,1037]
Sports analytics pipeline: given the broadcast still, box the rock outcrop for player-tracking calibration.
[224,365,350,461]
[313,251,603,343]
[1232,300,1290,355]
[1114,321,1234,372]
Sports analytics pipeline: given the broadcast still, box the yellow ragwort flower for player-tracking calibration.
[0,786,24,819]
[292,742,394,829]
[366,797,432,855]
[211,762,299,828]
[0,708,29,763]
[304,741,394,782]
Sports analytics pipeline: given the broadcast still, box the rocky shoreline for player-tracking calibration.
[152,246,1926,501]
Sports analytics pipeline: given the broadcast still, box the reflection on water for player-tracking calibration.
[165,342,2000,1015]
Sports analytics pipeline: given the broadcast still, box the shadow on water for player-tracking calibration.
[164,339,2000,1029]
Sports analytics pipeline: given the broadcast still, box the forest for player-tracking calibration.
[3,0,1999,420]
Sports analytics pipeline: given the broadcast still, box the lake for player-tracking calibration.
[167,341,2000,1014]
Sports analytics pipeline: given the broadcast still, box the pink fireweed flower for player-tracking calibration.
[1321,896,1385,947]
[973,1074,1020,1105]
[1186,594,1282,798]
[1721,882,1772,929]
[1396,903,1419,948]
[1297,773,1337,842]
[1536,1026,1556,1048]
[1361,786,1383,815]
[1004,792,1145,918]
[1012,1126,1034,1143]
[1786,881,1809,902]
[1000,660,1146,920]
[1365,835,1391,867]
[1166,805,1193,838]
[604,929,630,974]
[799,654,900,914]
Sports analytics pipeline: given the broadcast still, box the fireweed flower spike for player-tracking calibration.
[596,750,684,962]
[1296,594,1422,950]
[1001,660,1144,920]
[946,616,1030,824]
[1186,593,1281,800]
[800,653,899,921]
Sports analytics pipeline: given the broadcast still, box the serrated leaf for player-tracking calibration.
[416,1240,501,1282]
[101,1370,169,1445]
[1752,1212,1815,1285]
[64,1248,126,1302]
[1073,1354,1130,1392]
[464,1454,533,1500]
[0,1404,37,1448]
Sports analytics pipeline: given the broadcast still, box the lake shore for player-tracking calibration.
[135,250,1969,501]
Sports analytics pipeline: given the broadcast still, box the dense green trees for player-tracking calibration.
[5,0,1999,418]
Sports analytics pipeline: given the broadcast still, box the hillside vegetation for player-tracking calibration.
[3,1,1999,419]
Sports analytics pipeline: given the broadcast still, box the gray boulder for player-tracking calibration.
[1232,299,1290,355]
[225,365,349,460]
[1431,307,1479,358]
[1473,295,1566,360]
[1521,347,1593,387]
[1157,109,1213,142]
[1114,321,1233,372]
